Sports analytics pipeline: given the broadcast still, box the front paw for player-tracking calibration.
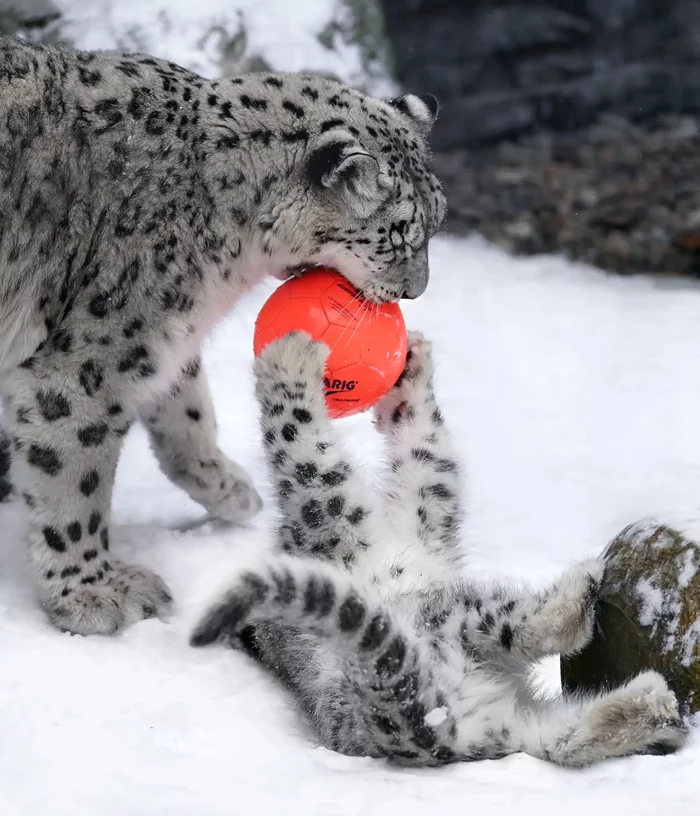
[44,559,173,636]
[374,331,436,430]
[254,331,329,398]
[541,560,604,655]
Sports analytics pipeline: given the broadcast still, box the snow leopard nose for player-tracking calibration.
[399,247,429,300]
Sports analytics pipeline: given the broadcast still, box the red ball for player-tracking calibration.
[253,268,408,419]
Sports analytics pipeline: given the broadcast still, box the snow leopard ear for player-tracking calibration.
[306,131,390,219]
[387,93,439,136]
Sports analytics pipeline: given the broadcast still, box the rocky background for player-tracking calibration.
[4,0,700,275]
[382,0,700,276]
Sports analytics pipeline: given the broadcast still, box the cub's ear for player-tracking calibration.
[387,93,439,136]
[306,131,390,219]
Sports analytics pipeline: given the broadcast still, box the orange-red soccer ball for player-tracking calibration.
[253,268,408,419]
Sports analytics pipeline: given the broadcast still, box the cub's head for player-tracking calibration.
[249,79,446,303]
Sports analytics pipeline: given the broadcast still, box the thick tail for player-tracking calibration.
[190,555,406,673]
[191,556,461,765]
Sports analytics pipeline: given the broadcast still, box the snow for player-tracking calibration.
[1,235,700,815]
[423,706,449,727]
[637,578,666,628]
[636,573,683,655]
[678,548,698,589]
[48,0,395,94]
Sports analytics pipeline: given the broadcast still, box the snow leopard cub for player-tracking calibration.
[191,331,688,767]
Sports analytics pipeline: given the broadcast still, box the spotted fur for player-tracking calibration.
[0,35,446,635]
[192,331,688,767]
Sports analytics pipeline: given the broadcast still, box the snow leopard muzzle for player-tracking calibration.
[399,245,430,300]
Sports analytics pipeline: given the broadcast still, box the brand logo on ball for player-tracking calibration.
[323,378,358,395]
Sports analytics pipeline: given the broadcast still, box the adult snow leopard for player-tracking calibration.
[0,34,445,635]
[191,331,689,767]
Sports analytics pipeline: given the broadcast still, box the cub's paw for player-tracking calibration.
[374,331,436,431]
[254,331,329,398]
[45,559,173,636]
[616,671,689,756]
[539,560,604,655]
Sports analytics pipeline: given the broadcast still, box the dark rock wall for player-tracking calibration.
[382,0,700,151]
[382,1,700,275]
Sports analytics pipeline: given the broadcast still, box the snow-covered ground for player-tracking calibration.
[1,236,699,815]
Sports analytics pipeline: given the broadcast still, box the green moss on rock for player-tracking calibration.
[561,520,700,714]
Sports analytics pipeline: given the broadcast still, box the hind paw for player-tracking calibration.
[611,671,688,757]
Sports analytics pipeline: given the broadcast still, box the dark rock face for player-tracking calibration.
[382,0,700,274]
[433,113,700,275]
[382,0,700,152]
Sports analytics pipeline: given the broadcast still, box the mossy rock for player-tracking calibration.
[561,520,700,714]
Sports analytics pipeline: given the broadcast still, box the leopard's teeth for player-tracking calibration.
[284,262,326,278]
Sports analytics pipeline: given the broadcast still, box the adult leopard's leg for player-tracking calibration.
[3,356,172,636]
[140,356,262,523]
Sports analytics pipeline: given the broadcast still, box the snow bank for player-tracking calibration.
[1,236,699,815]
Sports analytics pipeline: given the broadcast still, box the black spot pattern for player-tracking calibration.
[295,462,318,486]
[79,470,99,496]
[43,526,66,552]
[77,423,109,447]
[500,623,514,650]
[79,360,104,396]
[301,499,324,528]
[359,613,391,650]
[88,511,101,536]
[271,570,296,605]
[326,495,345,517]
[338,593,365,632]
[347,506,365,526]
[375,635,407,676]
[292,407,312,424]
[36,390,71,421]
[28,444,62,476]
[281,423,298,442]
